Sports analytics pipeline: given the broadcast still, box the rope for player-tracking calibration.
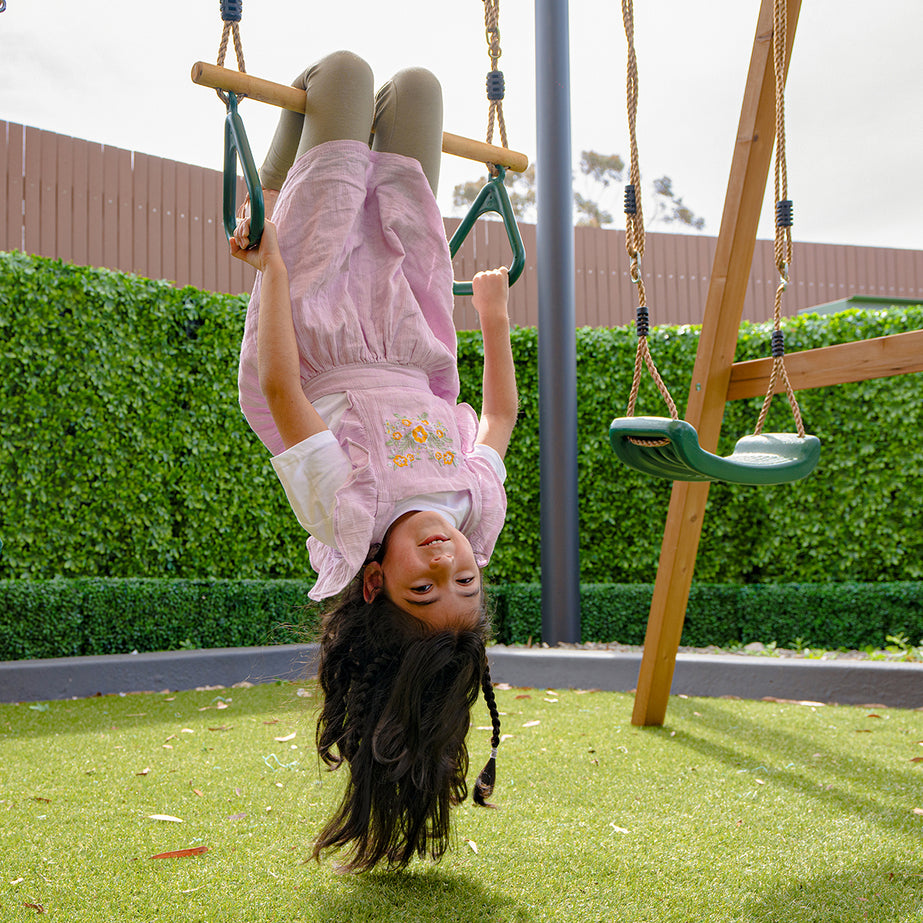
[753,0,806,438]
[215,20,248,105]
[621,0,679,441]
[483,0,508,175]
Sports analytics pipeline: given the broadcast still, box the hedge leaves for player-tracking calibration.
[2,251,922,588]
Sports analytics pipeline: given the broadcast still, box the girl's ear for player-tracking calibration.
[363,562,384,603]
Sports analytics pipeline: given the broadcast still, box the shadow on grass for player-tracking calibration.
[310,866,533,923]
[742,863,923,922]
[661,699,923,838]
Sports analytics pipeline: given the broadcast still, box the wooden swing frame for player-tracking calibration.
[633,0,923,726]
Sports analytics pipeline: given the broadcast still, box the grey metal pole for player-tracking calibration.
[535,0,581,644]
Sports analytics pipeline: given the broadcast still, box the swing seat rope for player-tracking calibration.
[608,0,820,486]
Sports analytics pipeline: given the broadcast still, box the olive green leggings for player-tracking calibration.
[259,50,444,196]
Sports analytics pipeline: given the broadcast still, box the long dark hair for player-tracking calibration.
[311,578,501,872]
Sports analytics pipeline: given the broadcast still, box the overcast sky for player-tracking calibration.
[2,0,921,250]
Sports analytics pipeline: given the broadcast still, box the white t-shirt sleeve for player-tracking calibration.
[473,444,507,483]
[270,431,351,546]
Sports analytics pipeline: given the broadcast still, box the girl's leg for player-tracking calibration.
[372,67,444,196]
[259,50,375,190]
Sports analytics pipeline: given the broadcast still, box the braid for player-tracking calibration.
[341,650,394,761]
[473,664,501,807]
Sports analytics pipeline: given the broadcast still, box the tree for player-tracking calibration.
[649,176,705,231]
[452,149,705,231]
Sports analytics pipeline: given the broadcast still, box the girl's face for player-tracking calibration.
[363,511,482,629]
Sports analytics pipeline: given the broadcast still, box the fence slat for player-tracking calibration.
[189,164,204,289]
[0,122,9,252]
[3,122,24,252]
[147,155,163,281]
[202,167,220,293]
[117,148,133,273]
[162,159,176,284]
[175,162,191,286]
[55,134,74,263]
[39,130,58,258]
[70,138,89,267]
[132,153,150,276]
[85,141,103,269]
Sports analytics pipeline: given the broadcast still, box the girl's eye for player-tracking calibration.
[412,584,433,594]
[457,577,475,586]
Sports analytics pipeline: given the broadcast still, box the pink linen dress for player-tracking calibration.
[237,140,506,599]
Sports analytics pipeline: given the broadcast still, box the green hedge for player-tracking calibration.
[0,253,303,581]
[498,583,744,646]
[3,579,923,660]
[1,251,922,589]
[491,582,923,649]
[0,579,316,660]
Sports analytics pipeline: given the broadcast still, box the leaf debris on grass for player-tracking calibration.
[150,846,209,859]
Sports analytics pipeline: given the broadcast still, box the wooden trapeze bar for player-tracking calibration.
[191,62,530,173]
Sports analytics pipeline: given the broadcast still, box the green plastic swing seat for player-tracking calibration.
[609,416,821,485]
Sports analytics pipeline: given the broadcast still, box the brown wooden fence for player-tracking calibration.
[4,121,922,330]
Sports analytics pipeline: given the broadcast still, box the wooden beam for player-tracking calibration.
[727,330,923,400]
[191,62,530,173]
[631,0,802,727]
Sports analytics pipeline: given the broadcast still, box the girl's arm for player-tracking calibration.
[231,220,329,449]
[471,267,518,460]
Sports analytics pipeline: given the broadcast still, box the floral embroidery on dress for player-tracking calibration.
[384,413,456,468]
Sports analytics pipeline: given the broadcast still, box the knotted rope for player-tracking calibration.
[754,0,806,438]
[482,0,509,176]
[215,15,248,105]
[621,0,679,444]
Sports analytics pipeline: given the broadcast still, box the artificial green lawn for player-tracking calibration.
[2,681,923,922]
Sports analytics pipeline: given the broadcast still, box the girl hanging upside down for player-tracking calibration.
[231,50,518,873]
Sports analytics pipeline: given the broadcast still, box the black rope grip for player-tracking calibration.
[221,0,243,23]
[486,71,505,101]
[776,199,793,228]
[771,330,785,358]
[636,305,650,338]
[624,184,637,215]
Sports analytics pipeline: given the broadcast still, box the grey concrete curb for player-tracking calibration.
[2,644,921,709]
[0,645,320,704]
[489,647,923,709]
